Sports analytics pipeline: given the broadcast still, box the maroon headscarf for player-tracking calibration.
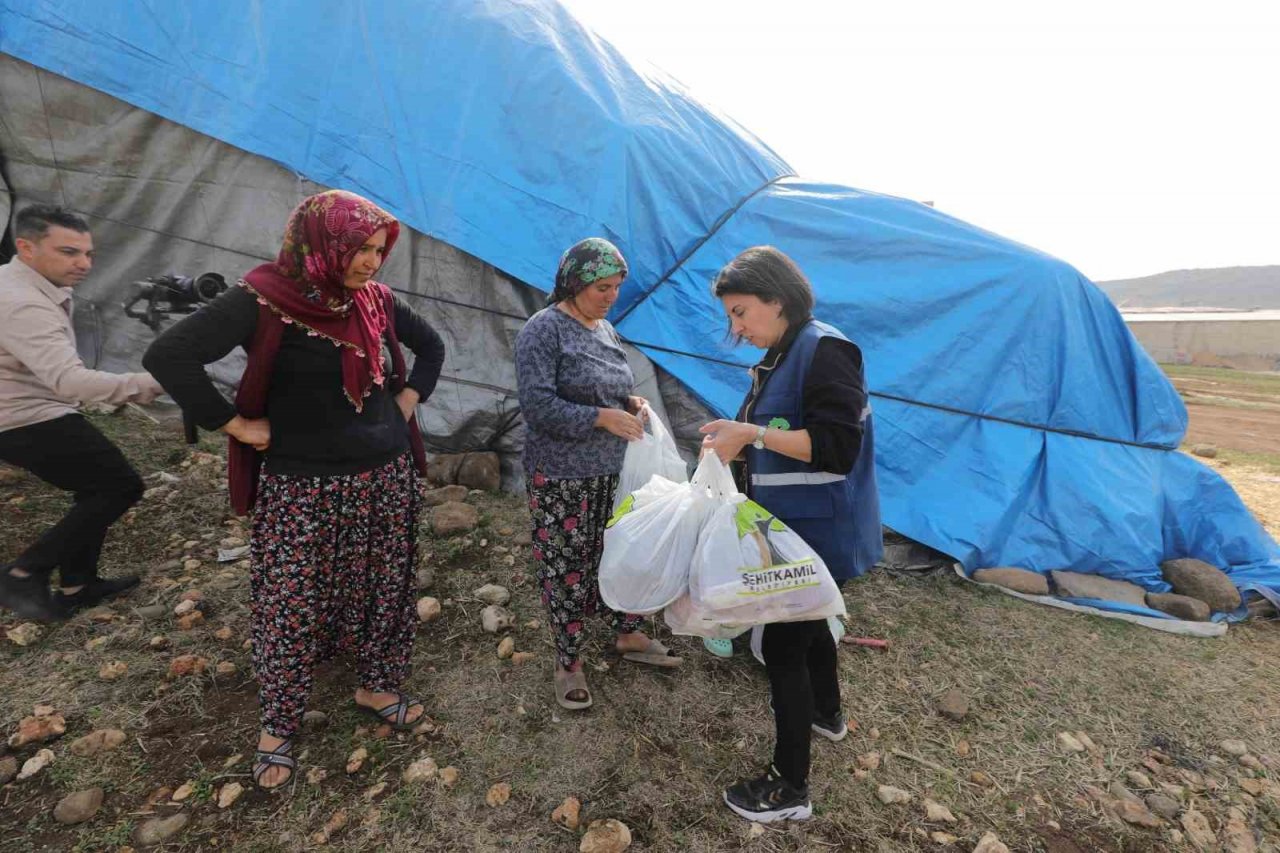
[229,190,422,515]
[241,189,402,410]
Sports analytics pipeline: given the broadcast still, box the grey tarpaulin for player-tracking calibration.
[0,55,711,488]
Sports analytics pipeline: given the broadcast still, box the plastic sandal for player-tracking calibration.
[356,690,425,731]
[252,738,296,789]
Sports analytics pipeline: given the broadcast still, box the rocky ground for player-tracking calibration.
[1,392,1278,851]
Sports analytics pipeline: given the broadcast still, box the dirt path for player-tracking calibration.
[1184,403,1280,455]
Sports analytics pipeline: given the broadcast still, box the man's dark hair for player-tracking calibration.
[14,205,90,242]
[711,245,815,332]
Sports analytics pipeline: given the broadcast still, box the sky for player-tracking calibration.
[559,0,1280,282]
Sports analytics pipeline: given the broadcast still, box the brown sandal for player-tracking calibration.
[554,668,593,711]
[621,638,683,668]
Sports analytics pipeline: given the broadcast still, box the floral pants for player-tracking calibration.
[250,453,422,738]
[527,470,644,671]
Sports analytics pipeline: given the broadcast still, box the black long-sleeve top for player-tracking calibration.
[143,285,445,477]
[736,321,867,475]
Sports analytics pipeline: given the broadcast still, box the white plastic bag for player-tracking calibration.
[600,476,706,615]
[663,592,752,639]
[688,456,846,624]
[612,404,688,513]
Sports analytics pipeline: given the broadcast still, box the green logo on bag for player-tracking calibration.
[606,494,635,528]
[768,417,790,430]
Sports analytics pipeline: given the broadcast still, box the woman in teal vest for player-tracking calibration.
[700,245,882,823]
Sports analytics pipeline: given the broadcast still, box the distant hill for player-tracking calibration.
[1097,266,1280,310]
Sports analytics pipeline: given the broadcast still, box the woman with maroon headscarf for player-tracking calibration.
[145,190,445,788]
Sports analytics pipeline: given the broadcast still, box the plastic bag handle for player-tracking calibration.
[691,451,739,499]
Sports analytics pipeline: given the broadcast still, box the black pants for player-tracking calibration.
[762,617,841,789]
[0,414,143,586]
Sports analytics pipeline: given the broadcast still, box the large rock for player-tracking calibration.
[427,453,465,486]
[134,813,190,847]
[53,788,104,824]
[972,567,1049,595]
[1050,571,1148,607]
[423,485,469,507]
[1161,558,1242,612]
[1145,592,1211,621]
[431,501,479,536]
[457,452,501,492]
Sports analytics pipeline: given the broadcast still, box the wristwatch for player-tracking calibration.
[751,425,767,450]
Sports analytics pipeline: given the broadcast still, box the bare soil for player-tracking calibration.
[1,375,1278,851]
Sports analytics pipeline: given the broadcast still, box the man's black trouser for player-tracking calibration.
[762,617,842,789]
[0,414,143,587]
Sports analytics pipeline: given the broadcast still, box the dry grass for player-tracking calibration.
[2,412,1279,852]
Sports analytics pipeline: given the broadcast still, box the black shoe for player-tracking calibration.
[723,765,812,823]
[0,565,58,622]
[53,575,141,616]
[811,711,848,742]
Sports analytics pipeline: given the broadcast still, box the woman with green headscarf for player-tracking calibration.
[515,238,683,711]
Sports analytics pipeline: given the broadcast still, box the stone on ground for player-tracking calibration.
[133,813,190,847]
[1056,732,1085,753]
[346,747,368,774]
[972,831,1011,853]
[497,636,515,659]
[439,766,460,787]
[1160,558,1242,612]
[877,785,911,805]
[1050,570,1148,607]
[971,567,1049,595]
[485,782,512,807]
[402,757,438,784]
[53,787,103,824]
[923,798,957,823]
[474,583,511,605]
[552,796,582,830]
[937,688,969,721]
[1220,739,1249,757]
[423,484,468,506]
[416,597,442,622]
[69,728,127,757]
[217,781,244,808]
[0,756,17,785]
[1145,592,1212,621]
[1145,793,1181,820]
[457,452,501,491]
[481,605,514,633]
[579,818,632,853]
[6,622,42,646]
[17,748,53,781]
[431,501,479,535]
[9,713,66,747]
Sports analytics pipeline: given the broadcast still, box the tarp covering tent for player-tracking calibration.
[2,0,1277,623]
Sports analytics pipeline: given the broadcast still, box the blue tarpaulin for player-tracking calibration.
[2,0,1276,617]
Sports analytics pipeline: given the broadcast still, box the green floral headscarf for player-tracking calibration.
[550,237,628,304]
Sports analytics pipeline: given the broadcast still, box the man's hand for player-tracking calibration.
[625,395,649,420]
[596,407,644,441]
[134,375,165,405]
[395,387,421,422]
[222,415,271,451]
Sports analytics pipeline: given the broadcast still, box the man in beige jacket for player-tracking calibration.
[0,205,163,621]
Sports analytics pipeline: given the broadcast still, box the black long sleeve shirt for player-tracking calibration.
[143,285,445,477]
[736,324,867,475]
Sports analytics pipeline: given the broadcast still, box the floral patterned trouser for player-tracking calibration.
[250,453,422,738]
[527,470,644,671]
